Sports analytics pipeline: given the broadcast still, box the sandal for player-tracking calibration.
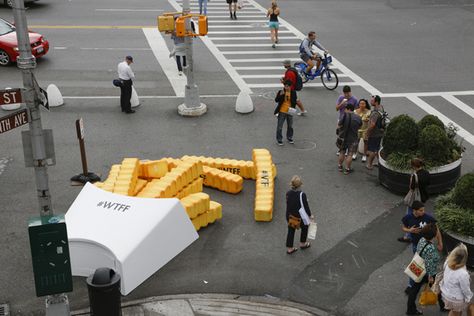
[300,242,311,250]
[287,248,298,255]
[338,165,343,172]
[344,168,353,175]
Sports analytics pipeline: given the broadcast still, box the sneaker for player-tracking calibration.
[272,44,276,48]
[277,141,284,146]
[297,110,307,116]
[352,153,357,160]
[178,71,183,76]
[362,155,367,162]
[288,139,294,144]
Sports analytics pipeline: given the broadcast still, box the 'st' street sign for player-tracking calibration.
[0,109,29,134]
[0,88,22,105]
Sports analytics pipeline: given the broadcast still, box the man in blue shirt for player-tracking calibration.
[299,31,328,75]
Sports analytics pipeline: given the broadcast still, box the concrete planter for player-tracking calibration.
[442,230,474,268]
[378,150,461,195]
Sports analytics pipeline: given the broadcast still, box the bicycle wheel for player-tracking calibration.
[321,69,338,90]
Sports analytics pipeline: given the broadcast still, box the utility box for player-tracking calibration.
[28,214,73,297]
[175,16,186,36]
[198,15,208,36]
[158,15,175,32]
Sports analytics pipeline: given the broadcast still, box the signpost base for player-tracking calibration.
[46,294,70,316]
[70,172,101,185]
[178,103,207,116]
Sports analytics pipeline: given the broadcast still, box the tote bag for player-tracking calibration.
[419,284,438,305]
[404,173,421,206]
[298,192,310,225]
[404,243,430,283]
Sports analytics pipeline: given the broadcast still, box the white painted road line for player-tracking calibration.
[208,20,267,23]
[228,58,301,62]
[241,74,350,79]
[210,36,298,40]
[442,95,474,118]
[169,0,251,94]
[142,28,186,97]
[216,43,296,47]
[206,15,264,18]
[62,95,240,99]
[382,91,474,97]
[407,96,474,146]
[247,82,357,88]
[80,47,151,51]
[222,50,298,55]
[208,25,253,28]
[209,30,292,34]
[235,66,288,70]
[95,9,164,11]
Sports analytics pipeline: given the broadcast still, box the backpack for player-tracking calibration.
[299,41,305,54]
[376,108,388,130]
[288,67,303,91]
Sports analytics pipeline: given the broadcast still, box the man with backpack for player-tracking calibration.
[366,95,385,170]
[281,60,306,115]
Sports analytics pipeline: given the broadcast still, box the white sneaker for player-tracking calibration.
[297,110,307,116]
[362,155,367,162]
[352,154,357,160]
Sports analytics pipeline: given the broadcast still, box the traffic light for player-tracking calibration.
[176,16,186,36]
[198,15,208,36]
[158,15,175,32]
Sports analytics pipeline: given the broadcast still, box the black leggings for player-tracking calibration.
[286,224,308,248]
[176,56,187,72]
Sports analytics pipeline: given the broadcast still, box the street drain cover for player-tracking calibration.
[0,304,10,316]
[293,140,317,151]
[262,91,276,100]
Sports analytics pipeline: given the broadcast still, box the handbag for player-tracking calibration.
[419,284,438,306]
[298,192,310,225]
[431,270,444,295]
[404,173,421,206]
[237,0,244,9]
[288,215,301,230]
[358,138,364,154]
[404,243,430,283]
[287,107,298,116]
[308,221,317,240]
[113,79,123,87]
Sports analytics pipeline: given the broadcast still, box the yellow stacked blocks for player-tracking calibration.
[94,164,121,192]
[192,200,222,231]
[252,149,274,222]
[200,166,243,194]
[113,159,140,196]
[139,160,169,179]
[180,192,210,219]
[133,179,148,196]
[182,155,256,179]
[174,178,203,199]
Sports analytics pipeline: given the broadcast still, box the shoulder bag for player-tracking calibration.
[404,173,421,206]
[288,215,301,230]
[336,113,351,150]
[298,192,311,225]
[404,242,430,283]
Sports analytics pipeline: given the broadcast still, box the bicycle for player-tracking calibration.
[294,53,339,90]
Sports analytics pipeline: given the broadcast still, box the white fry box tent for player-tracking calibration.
[65,183,199,295]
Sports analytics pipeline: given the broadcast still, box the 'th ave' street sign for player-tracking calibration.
[0,88,23,105]
[0,109,29,134]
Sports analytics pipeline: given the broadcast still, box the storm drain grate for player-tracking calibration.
[0,304,10,316]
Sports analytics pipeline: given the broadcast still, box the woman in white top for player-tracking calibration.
[440,243,474,316]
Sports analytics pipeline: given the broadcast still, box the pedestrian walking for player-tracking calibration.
[398,158,430,243]
[366,95,384,169]
[353,98,371,162]
[198,0,208,15]
[281,59,306,115]
[227,0,237,19]
[401,201,443,294]
[267,1,280,48]
[169,28,186,76]
[406,223,446,315]
[285,175,313,254]
[117,55,135,114]
[336,103,362,174]
[440,243,474,316]
[274,80,296,146]
[336,85,358,156]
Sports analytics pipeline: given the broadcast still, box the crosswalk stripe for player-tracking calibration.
[248,82,357,88]
[209,36,298,40]
[216,43,296,47]
[209,30,292,34]
[441,95,474,119]
[208,20,267,23]
[229,58,300,62]
[241,74,349,79]
[208,25,254,28]
[222,50,298,54]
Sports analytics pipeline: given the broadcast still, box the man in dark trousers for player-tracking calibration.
[281,59,306,115]
[117,55,135,114]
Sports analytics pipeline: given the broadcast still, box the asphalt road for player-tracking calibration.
[0,0,473,315]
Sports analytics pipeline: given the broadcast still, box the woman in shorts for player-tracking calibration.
[227,0,237,19]
[267,1,280,48]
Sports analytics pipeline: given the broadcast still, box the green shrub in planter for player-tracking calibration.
[382,114,419,156]
[419,125,451,166]
[418,114,444,132]
[452,173,474,209]
[435,203,474,237]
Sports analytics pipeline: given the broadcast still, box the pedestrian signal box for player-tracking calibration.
[28,214,73,297]
[198,16,208,36]
[158,15,175,32]
[175,16,186,36]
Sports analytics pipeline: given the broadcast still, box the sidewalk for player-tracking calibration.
[71,294,331,316]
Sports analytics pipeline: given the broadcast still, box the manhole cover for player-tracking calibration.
[262,91,276,100]
[0,303,10,316]
[292,140,317,151]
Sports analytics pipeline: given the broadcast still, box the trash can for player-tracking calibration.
[86,267,122,316]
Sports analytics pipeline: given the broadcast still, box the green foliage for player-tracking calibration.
[452,173,474,209]
[418,115,444,132]
[383,115,419,156]
[418,125,451,167]
[435,203,474,237]
[386,152,414,171]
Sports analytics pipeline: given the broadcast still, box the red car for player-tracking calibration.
[0,17,49,66]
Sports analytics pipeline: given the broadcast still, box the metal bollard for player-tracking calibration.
[86,268,122,316]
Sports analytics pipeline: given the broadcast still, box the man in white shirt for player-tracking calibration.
[117,56,135,114]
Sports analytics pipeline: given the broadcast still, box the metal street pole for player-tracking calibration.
[178,0,207,116]
[12,1,70,315]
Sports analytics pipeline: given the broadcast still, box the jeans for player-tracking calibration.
[407,274,445,314]
[176,55,187,72]
[119,79,132,112]
[286,224,308,248]
[276,112,293,142]
[198,0,207,14]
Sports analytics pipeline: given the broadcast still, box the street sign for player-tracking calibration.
[0,88,22,105]
[0,109,29,134]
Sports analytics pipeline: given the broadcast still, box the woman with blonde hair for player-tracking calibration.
[267,1,280,48]
[285,175,313,254]
[441,243,474,316]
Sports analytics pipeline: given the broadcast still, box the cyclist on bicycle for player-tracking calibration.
[299,31,328,75]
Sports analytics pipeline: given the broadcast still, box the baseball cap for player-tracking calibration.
[282,59,291,66]
[126,55,133,62]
